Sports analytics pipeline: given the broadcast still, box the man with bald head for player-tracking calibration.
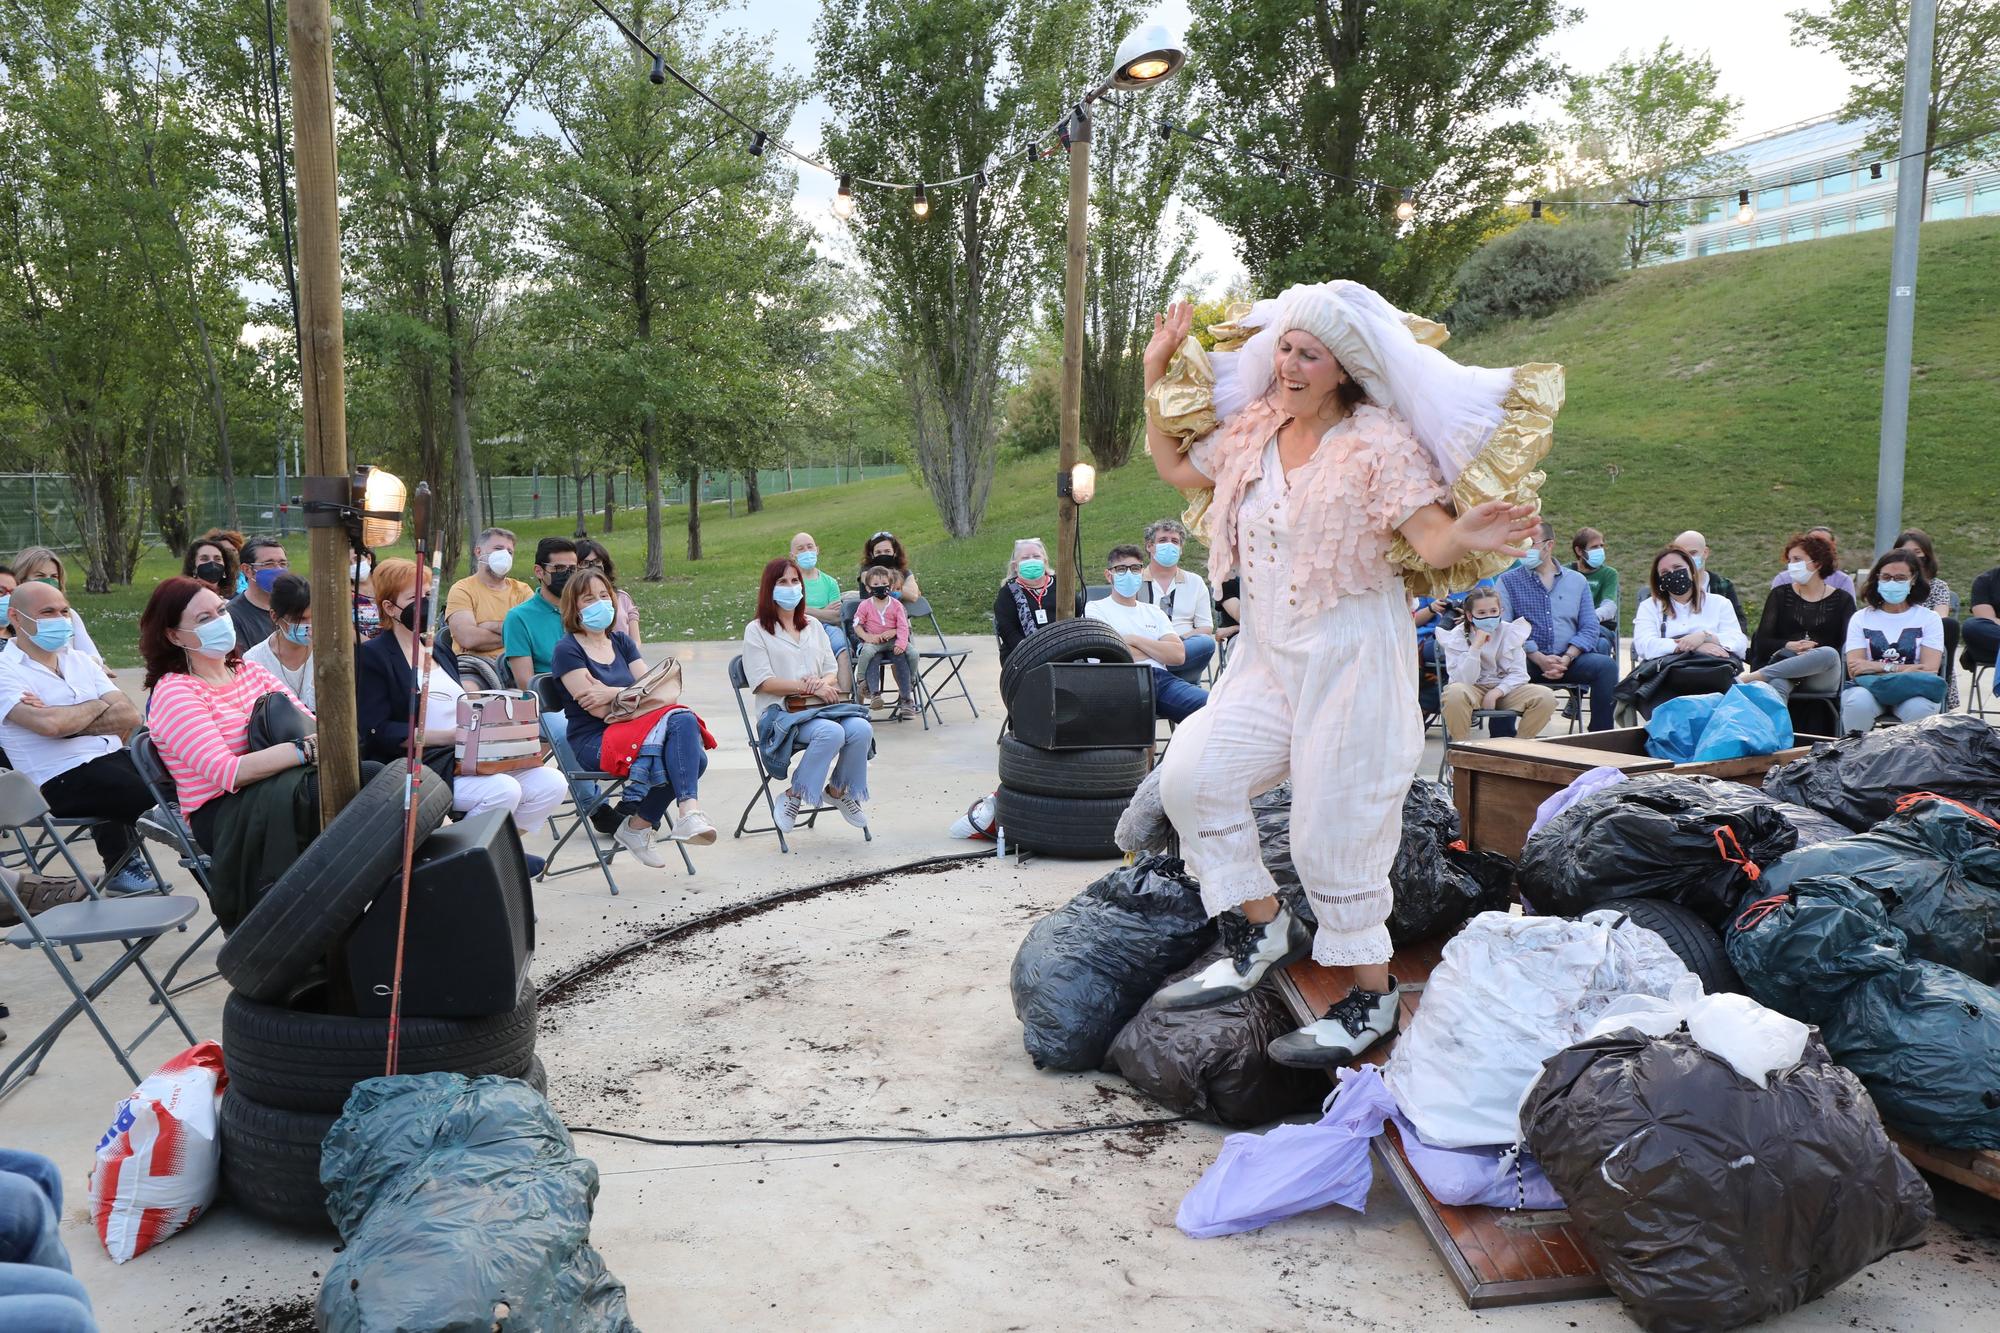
[790,531,852,694]
[1671,530,1745,632]
[0,579,158,893]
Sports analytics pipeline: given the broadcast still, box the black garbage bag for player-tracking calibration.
[1104,946,1327,1128]
[1764,713,2000,831]
[1522,1028,1932,1333]
[1519,774,1826,925]
[319,1073,635,1333]
[1727,874,2000,1148]
[1762,794,2000,982]
[1010,855,1214,1071]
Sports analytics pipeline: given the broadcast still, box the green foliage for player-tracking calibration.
[997,333,1063,456]
[1443,219,1622,336]
[1185,0,1576,311]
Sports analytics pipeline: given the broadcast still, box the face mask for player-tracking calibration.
[350,558,372,582]
[1690,553,1705,571]
[1112,571,1144,599]
[283,622,312,646]
[1584,547,1606,570]
[1787,560,1812,585]
[0,595,10,622]
[1153,543,1182,568]
[579,599,617,632]
[796,550,819,571]
[190,615,237,658]
[27,616,73,652]
[398,596,432,632]
[1875,579,1911,604]
[34,576,59,589]
[871,549,895,565]
[253,567,284,593]
[195,560,226,584]
[869,585,891,600]
[1660,568,1694,597]
[235,571,249,595]
[1470,615,1502,633]
[772,584,804,610]
[1017,559,1045,582]
[485,549,514,578]
[1515,551,1542,571]
[546,568,573,596]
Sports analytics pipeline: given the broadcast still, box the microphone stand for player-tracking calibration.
[383,483,441,1077]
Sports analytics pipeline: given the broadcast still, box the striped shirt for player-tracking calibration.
[148,662,313,813]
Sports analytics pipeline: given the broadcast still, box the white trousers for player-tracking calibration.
[1158,586,1421,966]
[454,765,567,836]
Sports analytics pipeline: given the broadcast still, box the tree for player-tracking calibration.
[1790,0,2000,193]
[1562,41,1741,269]
[816,0,1073,536]
[1186,0,1576,311]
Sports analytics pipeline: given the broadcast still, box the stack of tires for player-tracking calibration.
[211,765,542,1231]
[995,619,1149,858]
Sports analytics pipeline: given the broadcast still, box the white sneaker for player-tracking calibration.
[1267,980,1402,1069]
[668,810,718,846]
[774,790,803,834]
[834,793,868,830]
[1150,909,1312,1011]
[611,820,668,868]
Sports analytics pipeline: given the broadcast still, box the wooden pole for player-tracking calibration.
[288,0,360,819]
[1055,105,1090,620]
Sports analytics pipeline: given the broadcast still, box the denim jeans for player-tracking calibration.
[0,1149,96,1333]
[1151,666,1209,723]
[1529,650,1619,732]
[857,643,913,698]
[1170,634,1215,685]
[789,716,872,804]
[823,622,852,659]
[618,709,709,827]
[1839,686,1940,735]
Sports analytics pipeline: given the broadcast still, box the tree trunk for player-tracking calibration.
[602,470,615,532]
[572,452,588,537]
[683,465,703,561]
[437,234,482,554]
[742,468,763,514]
[642,417,664,581]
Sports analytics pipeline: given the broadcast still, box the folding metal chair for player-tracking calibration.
[729,655,871,854]
[0,770,161,894]
[1963,640,1997,721]
[1433,652,1524,786]
[439,620,506,692]
[906,595,977,725]
[1549,682,1590,735]
[532,674,692,895]
[126,729,224,996]
[0,770,199,1101]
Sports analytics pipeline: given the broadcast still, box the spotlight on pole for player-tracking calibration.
[912,182,930,219]
[1109,21,1186,89]
[1058,463,1096,505]
[1736,188,1755,224]
[1395,188,1415,222]
[832,173,855,219]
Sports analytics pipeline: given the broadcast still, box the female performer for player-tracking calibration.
[1141,282,1559,1068]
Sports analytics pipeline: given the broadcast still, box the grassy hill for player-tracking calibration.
[71,214,1998,664]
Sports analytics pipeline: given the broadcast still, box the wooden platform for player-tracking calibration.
[1276,942,1610,1309]
[1889,1132,2000,1201]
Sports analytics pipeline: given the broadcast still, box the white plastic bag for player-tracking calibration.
[1384,910,1693,1148]
[89,1041,226,1262]
[1586,977,1808,1087]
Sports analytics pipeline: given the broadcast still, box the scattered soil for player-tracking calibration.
[188,1295,317,1332]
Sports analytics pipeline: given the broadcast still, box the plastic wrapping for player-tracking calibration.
[1522,1029,1933,1333]
[1009,856,1213,1072]
[1764,713,2000,831]
[1518,773,1845,924]
[318,1073,634,1333]
[1583,977,1809,1087]
[1104,946,1329,1129]
[90,1042,225,1262]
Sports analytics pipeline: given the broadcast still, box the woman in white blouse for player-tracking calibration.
[1632,545,1748,661]
[741,557,873,835]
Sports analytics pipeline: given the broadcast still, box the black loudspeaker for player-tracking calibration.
[346,810,535,1018]
[1007,662,1155,750]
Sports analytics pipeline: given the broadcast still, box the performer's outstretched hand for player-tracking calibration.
[1453,499,1541,556]
[1144,300,1195,383]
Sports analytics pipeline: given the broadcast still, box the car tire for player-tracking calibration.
[218,762,455,1003]
[998,618,1132,710]
[221,987,539,1113]
[1595,896,1743,994]
[219,1089,337,1232]
[994,785,1128,859]
[996,733,1149,799]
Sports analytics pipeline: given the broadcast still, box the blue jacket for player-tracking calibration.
[755,700,870,780]
[1498,565,1601,658]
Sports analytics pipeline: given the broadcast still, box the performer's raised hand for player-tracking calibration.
[1144,300,1195,383]
[1453,499,1541,556]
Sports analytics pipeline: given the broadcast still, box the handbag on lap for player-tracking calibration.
[454,690,544,776]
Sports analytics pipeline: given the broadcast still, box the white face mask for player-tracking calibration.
[350,557,372,581]
[485,549,514,578]
[1786,560,1811,585]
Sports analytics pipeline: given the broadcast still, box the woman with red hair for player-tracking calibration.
[740,557,873,835]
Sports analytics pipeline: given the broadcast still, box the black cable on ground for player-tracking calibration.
[566,1116,1190,1149]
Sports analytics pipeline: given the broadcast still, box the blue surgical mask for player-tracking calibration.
[234,571,249,595]
[772,584,804,610]
[1584,547,1606,569]
[253,566,284,593]
[28,616,73,652]
[1515,551,1542,571]
[1875,579,1911,604]
[1112,571,1144,598]
[1786,560,1812,585]
[579,599,616,632]
[1691,553,1705,571]
[283,622,312,646]
[192,615,237,657]
[1153,542,1182,568]
[1017,558,1045,582]
[1470,615,1502,633]
[0,594,10,622]
[796,550,819,571]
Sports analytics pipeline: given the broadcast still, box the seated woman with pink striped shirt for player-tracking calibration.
[141,576,326,929]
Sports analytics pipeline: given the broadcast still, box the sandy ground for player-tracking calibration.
[1,640,1995,1331]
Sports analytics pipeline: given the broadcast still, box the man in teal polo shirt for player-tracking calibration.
[790,531,852,694]
[505,536,578,688]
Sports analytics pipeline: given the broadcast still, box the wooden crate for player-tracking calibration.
[1446,727,1832,859]
[1889,1132,2000,1202]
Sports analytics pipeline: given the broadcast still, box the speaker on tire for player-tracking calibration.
[345,810,534,1018]
[1006,662,1155,750]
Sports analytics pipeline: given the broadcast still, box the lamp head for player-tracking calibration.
[351,465,407,549]
[1110,22,1185,90]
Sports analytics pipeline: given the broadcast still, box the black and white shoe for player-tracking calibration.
[1267,980,1401,1069]
[1149,908,1312,1011]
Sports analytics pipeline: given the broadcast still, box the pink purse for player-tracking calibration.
[454,690,544,776]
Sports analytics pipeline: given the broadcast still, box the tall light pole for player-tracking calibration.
[1054,21,1185,620]
[1874,0,1936,559]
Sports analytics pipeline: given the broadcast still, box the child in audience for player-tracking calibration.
[853,564,916,720]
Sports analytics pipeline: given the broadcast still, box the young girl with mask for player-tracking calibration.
[853,563,916,719]
[1434,586,1556,740]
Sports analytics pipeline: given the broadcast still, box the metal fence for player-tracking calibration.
[0,455,905,554]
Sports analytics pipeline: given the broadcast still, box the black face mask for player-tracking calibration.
[195,560,226,585]
[1659,568,1694,597]
[399,596,430,631]
[547,568,573,595]
[871,550,894,565]
[869,585,891,600]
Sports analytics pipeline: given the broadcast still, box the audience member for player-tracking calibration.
[1743,532,1854,701]
[350,551,381,641]
[241,573,315,710]
[858,531,922,603]
[1841,550,1946,734]
[1892,527,1957,708]
[575,539,642,650]
[1498,521,1615,731]
[10,547,104,666]
[1966,560,2000,667]
[1633,545,1748,663]
[141,576,323,929]
[854,564,917,720]
[992,537,1083,662]
[1670,530,1745,630]
[742,557,873,835]
[1436,586,1556,740]
[1570,525,1620,642]
[0,1147,99,1332]
[0,579,157,894]
[0,862,89,931]
[192,529,248,597]
[1769,524,1856,596]
[1214,575,1241,645]
[502,537,579,689]
[0,566,14,640]
[445,527,531,662]
[225,536,289,648]
[1137,518,1215,684]
[1085,545,1208,723]
[181,536,238,599]
[790,532,854,693]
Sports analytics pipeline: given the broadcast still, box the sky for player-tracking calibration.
[684,0,1854,294]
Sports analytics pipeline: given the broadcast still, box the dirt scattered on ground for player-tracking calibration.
[188,1295,317,1332]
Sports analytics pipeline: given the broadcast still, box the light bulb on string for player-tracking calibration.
[1028,141,1040,164]
[912,182,930,219]
[832,174,854,220]
[1736,188,1754,224]
[1395,188,1415,223]
[1530,199,1543,220]
[748,130,767,157]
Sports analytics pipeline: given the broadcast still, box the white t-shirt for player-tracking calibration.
[1087,598,1179,651]
[1844,604,1944,665]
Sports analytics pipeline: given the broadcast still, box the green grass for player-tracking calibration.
[70,213,2000,664]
